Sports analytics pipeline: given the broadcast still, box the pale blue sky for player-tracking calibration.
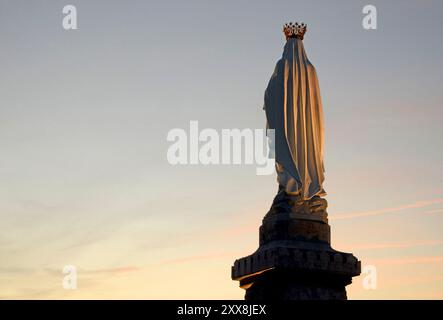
[0,0,442,299]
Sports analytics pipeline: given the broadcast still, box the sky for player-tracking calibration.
[0,0,442,299]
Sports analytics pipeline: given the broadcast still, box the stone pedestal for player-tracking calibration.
[231,194,361,300]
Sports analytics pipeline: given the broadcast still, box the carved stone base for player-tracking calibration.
[244,268,349,300]
[231,192,361,300]
[232,243,359,300]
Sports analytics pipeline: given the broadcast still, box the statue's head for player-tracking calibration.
[283,22,307,40]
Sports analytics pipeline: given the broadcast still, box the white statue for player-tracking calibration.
[264,23,326,201]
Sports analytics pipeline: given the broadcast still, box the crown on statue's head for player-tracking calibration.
[283,22,307,40]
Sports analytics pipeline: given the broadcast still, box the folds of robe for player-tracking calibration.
[264,38,326,200]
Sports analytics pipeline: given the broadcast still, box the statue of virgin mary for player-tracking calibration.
[264,23,326,201]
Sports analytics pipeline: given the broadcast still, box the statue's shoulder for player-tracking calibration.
[270,59,284,78]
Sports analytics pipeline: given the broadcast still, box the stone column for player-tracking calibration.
[231,194,361,300]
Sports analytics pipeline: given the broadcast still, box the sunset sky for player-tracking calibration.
[1,0,442,299]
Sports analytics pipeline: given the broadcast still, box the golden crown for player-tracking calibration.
[283,22,307,40]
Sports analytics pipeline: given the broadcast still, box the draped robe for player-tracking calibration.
[264,38,326,200]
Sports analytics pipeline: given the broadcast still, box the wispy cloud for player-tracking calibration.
[383,275,443,288]
[337,240,442,251]
[83,266,141,275]
[332,198,443,220]
[425,208,443,214]
[217,224,258,237]
[368,255,443,266]
[156,250,249,266]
